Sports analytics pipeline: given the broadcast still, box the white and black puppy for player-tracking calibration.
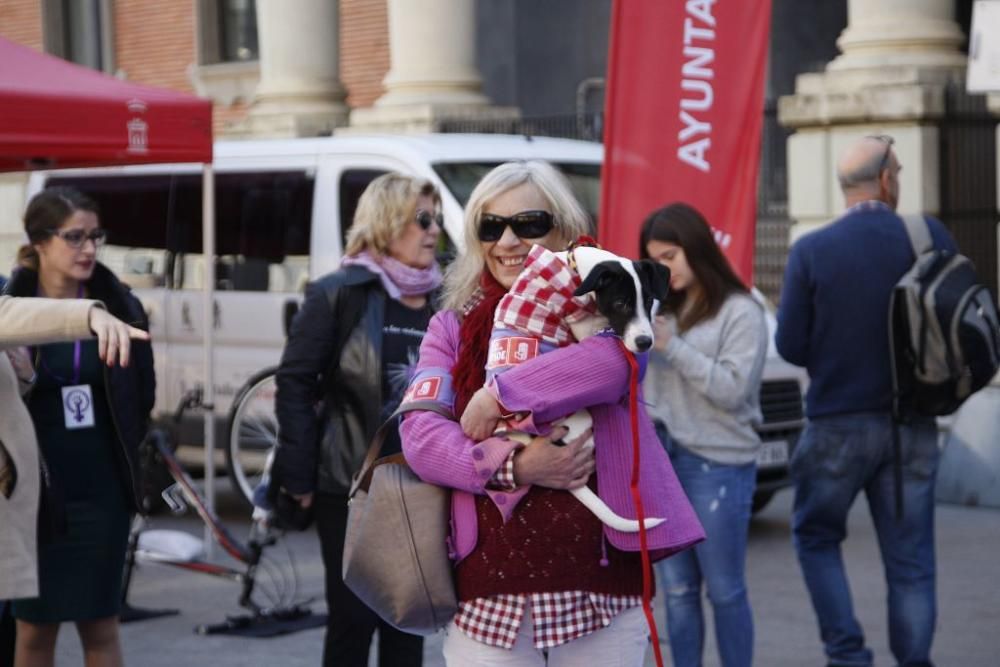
[566,245,671,353]
[495,245,670,532]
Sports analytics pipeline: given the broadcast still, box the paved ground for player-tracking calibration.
[50,482,1000,666]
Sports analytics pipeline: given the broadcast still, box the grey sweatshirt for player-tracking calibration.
[643,292,767,465]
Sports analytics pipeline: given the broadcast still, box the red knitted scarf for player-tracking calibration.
[452,271,508,416]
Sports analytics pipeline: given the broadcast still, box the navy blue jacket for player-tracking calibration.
[775,202,956,418]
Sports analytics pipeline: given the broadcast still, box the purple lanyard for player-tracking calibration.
[36,283,85,384]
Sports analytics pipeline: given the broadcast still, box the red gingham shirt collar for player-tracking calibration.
[493,245,596,346]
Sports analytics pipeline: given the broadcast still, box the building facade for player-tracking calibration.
[0,0,992,297]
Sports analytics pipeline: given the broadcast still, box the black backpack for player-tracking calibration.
[889,214,1000,418]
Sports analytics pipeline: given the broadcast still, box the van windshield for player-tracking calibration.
[433,162,601,233]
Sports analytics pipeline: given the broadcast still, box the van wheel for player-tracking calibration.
[751,491,775,514]
[226,367,279,508]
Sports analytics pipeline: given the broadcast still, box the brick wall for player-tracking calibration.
[1,0,390,133]
[113,0,250,134]
[114,0,197,93]
[0,0,42,49]
[340,0,389,108]
[214,103,250,135]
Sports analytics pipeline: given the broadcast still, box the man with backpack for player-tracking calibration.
[775,135,956,667]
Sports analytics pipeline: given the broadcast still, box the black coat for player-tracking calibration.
[274,266,387,496]
[5,263,156,512]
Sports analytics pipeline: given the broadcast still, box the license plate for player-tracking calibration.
[756,440,788,469]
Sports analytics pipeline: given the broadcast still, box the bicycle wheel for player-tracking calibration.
[226,366,279,507]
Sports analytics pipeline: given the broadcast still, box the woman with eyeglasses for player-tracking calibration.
[399,161,702,665]
[273,173,442,667]
[4,187,155,667]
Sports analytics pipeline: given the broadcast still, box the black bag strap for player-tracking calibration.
[891,215,930,521]
[348,400,454,499]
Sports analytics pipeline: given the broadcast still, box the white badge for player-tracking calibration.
[62,384,95,429]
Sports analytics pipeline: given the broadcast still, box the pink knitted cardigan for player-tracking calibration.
[400,310,704,563]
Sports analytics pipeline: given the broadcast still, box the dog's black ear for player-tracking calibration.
[635,259,670,303]
[574,262,618,296]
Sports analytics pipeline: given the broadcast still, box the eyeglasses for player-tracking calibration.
[869,134,895,175]
[49,227,107,249]
[415,209,443,231]
[477,210,555,242]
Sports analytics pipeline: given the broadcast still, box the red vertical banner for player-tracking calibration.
[599,0,772,282]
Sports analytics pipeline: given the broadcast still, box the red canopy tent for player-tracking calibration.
[0,36,223,529]
[0,36,212,169]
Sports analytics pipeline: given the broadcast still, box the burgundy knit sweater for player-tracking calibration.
[456,481,647,601]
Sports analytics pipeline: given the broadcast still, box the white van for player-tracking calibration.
[26,133,803,510]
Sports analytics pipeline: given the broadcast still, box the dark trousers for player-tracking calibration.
[315,493,423,667]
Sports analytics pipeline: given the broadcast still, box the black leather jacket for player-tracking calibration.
[5,263,156,512]
[274,266,386,495]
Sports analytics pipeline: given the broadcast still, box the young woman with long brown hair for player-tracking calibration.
[639,202,767,667]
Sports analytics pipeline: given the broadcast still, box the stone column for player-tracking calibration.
[779,0,965,240]
[241,0,349,138]
[348,0,517,133]
[831,0,966,71]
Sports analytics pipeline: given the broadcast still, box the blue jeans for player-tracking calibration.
[791,412,938,667]
[656,442,756,667]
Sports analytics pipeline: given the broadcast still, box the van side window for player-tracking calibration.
[339,169,388,251]
[47,171,315,293]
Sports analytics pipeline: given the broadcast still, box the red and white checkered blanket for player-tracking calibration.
[493,245,597,346]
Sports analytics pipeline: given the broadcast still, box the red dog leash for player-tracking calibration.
[621,341,665,667]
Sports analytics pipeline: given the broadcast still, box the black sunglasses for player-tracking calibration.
[477,210,555,242]
[49,227,107,249]
[869,134,895,175]
[415,209,443,231]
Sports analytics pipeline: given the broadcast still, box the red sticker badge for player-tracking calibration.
[404,376,442,402]
[487,337,540,369]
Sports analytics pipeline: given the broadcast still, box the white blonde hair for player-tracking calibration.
[344,172,441,257]
[441,160,592,311]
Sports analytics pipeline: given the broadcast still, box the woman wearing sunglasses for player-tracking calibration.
[4,187,155,667]
[273,172,442,667]
[399,161,701,665]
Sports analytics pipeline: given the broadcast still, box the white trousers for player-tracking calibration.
[442,605,649,666]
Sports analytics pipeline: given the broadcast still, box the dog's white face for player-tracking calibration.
[571,247,670,353]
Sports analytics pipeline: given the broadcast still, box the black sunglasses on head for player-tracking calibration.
[477,210,555,242]
[415,209,443,231]
[869,134,895,175]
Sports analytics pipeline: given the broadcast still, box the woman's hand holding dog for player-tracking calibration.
[461,387,503,440]
[513,426,595,490]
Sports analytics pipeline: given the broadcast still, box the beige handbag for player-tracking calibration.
[342,402,457,635]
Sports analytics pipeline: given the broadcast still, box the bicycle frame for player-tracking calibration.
[126,427,274,614]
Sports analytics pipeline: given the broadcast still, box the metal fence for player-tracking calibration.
[755,103,793,303]
[939,83,999,296]
[437,106,792,302]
